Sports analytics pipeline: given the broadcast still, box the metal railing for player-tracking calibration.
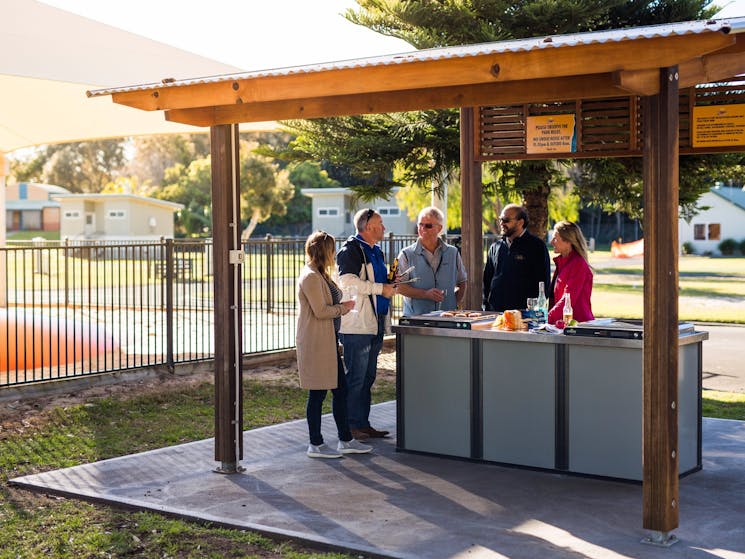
[2,233,459,388]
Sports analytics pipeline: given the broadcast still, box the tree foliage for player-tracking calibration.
[126,134,211,191]
[10,139,127,192]
[154,141,295,238]
[275,0,721,236]
[256,161,340,237]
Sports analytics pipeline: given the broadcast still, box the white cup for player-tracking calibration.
[342,285,358,312]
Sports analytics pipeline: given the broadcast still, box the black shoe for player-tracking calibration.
[361,426,389,438]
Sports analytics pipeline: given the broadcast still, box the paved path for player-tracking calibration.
[699,322,745,393]
[12,403,745,559]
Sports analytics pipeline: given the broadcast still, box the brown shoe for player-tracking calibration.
[361,426,390,438]
[350,429,370,440]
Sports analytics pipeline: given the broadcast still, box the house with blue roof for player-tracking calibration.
[5,182,70,232]
[679,186,745,255]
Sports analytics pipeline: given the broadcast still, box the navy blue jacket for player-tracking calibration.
[483,231,550,312]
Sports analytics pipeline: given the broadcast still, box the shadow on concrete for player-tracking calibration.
[10,402,745,559]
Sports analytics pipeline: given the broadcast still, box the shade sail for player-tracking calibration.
[1,0,275,153]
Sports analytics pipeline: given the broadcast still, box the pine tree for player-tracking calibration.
[278,0,717,236]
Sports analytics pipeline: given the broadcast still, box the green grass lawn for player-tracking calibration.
[589,252,745,323]
[0,376,396,559]
[0,371,739,558]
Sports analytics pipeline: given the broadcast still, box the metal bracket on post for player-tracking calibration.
[213,461,246,475]
[229,250,245,265]
[641,531,679,547]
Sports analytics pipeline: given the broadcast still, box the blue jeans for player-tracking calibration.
[341,314,385,430]
[306,351,352,446]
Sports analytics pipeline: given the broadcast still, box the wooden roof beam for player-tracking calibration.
[164,74,633,126]
[111,32,735,113]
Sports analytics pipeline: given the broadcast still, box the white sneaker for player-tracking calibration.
[307,443,343,459]
[337,438,373,454]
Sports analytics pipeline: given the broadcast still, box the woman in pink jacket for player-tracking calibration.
[296,231,372,459]
[547,221,594,325]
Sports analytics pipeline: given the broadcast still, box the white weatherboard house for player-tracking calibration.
[679,186,745,255]
[53,193,184,241]
[301,187,416,237]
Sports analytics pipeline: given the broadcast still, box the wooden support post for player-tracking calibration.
[642,66,679,539]
[460,107,483,311]
[210,124,244,473]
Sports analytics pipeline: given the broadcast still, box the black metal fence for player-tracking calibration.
[1,234,438,388]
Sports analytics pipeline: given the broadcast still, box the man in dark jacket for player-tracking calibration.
[483,204,550,312]
[336,208,395,440]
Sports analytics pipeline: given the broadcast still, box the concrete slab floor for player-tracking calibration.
[10,402,745,559]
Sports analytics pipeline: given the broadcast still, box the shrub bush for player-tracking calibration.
[682,241,695,255]
[718,238,737,255]
[739,239,745,255]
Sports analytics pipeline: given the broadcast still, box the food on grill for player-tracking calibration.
[492,310,529,331]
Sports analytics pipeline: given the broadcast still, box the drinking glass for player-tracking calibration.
[526,297,539,311]
[342,285,358,313]
[436,288,448,311]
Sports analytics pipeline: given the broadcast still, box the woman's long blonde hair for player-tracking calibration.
[305,230,337,282]
[554,221,590,264]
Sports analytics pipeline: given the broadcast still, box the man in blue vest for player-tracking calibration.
[396,206,467,316]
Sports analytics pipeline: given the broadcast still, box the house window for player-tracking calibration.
[318,207,339,217]
[693,224,705,240]
[64,211,81,219]
[107,210,126,219]
[693,223,721,240]
[378,207,400,216]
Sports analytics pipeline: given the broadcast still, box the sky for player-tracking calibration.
[715,0,745,17]
[39,0,414,72]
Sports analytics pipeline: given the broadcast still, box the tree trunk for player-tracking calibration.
[241,208,262,240]
[523,183,550,242]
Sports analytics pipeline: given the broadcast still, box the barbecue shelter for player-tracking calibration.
[90,17,745,542]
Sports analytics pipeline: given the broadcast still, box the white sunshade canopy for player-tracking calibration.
[0,0,275,153]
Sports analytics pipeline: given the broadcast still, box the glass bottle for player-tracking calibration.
[387,257,399,283]
[537,281,548,324]
[563,292,573,325]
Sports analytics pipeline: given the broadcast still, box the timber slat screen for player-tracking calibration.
[479,82,745,160]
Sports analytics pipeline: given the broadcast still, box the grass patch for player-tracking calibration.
[0,376,396,559]
[702,390,745,420]
[588,252,745,323]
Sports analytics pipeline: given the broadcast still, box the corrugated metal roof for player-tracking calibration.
[88,17,745,98]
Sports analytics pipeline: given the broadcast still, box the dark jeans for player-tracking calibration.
[341,314,385,430]
[306,350,352,446]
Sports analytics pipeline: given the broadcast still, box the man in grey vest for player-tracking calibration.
[396,206,467,316]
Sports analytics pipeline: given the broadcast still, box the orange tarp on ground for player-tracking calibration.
[611,238,644,258]
[0,309,113,372]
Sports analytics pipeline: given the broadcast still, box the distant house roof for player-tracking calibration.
[20,182,71,196]
[301,187,400,197]
[5,199,59,210]
[52,193,184,211]
[710,186,745,211]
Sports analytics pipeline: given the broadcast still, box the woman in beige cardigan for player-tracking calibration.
[297,231,372,458]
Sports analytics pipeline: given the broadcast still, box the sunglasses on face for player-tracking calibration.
[418,223,437,229]
[500,217,515,224]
